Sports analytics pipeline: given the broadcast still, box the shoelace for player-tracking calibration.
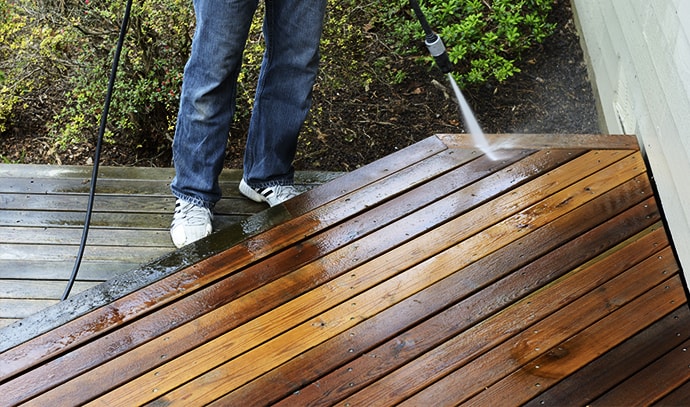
[173,201,211,226]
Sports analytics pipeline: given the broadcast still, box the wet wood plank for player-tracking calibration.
[588,333,690,405]
[0,134,686,406]
[656,381,690,406]
[457,260,682,406]
[220,173,657,406]
[267,202,662,407]
[522,305,690,405]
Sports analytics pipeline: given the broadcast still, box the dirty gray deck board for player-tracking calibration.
[0,164,341,328]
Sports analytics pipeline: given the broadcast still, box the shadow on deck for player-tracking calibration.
[0,134,688,406]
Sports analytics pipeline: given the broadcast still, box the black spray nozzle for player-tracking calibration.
[409,0,453,74]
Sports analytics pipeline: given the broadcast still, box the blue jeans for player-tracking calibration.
[171,0,327,208]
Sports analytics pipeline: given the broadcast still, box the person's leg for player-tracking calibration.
[170,0,259,247]
[242,0,327,189]
[171,0,259,209]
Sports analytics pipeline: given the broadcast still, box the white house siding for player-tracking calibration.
[571,0,690,280]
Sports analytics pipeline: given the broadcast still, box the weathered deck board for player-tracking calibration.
[0,134,686,406]
[0,165,341,328]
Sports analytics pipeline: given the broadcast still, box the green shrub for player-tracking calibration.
[0,0,27,134]
[379,0,556,85]
[48,0,196,149]
[0,0,196,149]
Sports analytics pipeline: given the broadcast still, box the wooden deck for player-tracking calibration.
[0,133,688,406]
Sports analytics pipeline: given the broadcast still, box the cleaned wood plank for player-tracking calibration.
[12,147,638,405]
[589,335,690,405]
[91,151,648,406]
[459,257,683,406]
[655,380,690,406]
[259,184,659,407]
[334,214,666,406]
[218,174,657,406]
[523,305,690,406]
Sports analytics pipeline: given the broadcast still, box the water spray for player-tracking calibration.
[408,0,498,160]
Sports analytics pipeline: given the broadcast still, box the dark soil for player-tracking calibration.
[1,0,599,171]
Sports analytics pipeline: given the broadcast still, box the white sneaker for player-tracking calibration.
[239,179,300,207]
[170,199,213,248]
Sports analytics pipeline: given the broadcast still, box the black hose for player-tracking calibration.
[409,0,434,38]
[409,0,453,73]
[61,0,133,301]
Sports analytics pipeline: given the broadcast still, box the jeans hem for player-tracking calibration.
[171,190,215,210]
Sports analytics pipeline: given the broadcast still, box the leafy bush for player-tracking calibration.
[379,0,556,85]
[0,0,195,149]
[50,0,195,149]
[0,0,28,134]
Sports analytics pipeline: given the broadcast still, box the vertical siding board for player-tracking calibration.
[571,0,618,133]
[599,1,625,128]
[571,0,690,277]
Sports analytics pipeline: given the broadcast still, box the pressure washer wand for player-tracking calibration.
[409,0,453,73]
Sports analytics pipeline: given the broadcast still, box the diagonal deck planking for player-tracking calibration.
[0,133,688,406]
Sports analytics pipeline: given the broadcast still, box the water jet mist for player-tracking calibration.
[447,73,498,161]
